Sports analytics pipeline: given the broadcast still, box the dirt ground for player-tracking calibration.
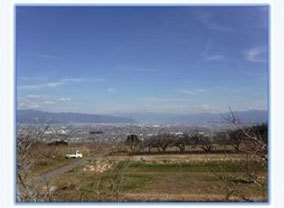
[107,153,250,163]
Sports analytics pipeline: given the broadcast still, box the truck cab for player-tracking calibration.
[65,150,83,159]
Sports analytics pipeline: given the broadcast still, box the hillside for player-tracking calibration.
[17,110,136,124]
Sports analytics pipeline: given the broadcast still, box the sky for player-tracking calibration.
[16,6,269,115]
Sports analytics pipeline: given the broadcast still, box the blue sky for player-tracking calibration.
[16,6,269,114]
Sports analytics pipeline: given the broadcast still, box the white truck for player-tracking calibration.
[65,150,83,159]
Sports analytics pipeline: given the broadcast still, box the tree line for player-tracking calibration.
[125,123,268,154]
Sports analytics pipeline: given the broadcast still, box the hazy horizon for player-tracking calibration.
[17,107,267,117]
[16,6,269,115]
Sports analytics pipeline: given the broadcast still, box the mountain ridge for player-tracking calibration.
[17,109,267,125]
[115,110,268,124]
[17,110,136,124]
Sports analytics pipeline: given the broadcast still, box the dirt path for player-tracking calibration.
[34,155,103,185]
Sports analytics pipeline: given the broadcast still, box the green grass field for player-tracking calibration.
[47,155,267,202]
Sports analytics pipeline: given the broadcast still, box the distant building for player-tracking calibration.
[58,129,67,134]
[198,131,205,135]
[175,132,184,136]
[44,130,54,135]
[47,139,68,146]
[89,130,104,135]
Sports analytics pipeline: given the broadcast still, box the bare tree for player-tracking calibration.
[155,134,174,153]
[17,134,39,201]
[212,107,268,201]
[200,135,213,152]
[173,134,192,153]
[139,137,154,153]
[17,124,52,202]
[125,134,141,153]
[227,129,244,152]
[223,107,267,161]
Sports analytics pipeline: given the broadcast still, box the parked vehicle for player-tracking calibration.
[65,150,83,159]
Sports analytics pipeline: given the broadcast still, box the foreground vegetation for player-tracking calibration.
[17,141,267,202]
[38,155,267,202]
[17,116,268,202]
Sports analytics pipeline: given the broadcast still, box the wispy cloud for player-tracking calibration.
[245,46,268,63]
[204,54,224,62]
[180,88,206,95]
[42,101,55,104]
[18,100,42,109]
[195,10,234,32]
[18,97,44,109]
[21,82,62,90]
[26,94,43,98]
[202,42,224,62]
[18,95,72,110]
[58,97,71,101]
[20,78,86,90]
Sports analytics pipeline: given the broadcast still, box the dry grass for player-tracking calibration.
[107,153,251,164]
[46,154,267,202]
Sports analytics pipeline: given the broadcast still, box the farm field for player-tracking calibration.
[18,124,268,202]
[32,151,267,202]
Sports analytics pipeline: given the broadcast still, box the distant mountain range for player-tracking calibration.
[17,110,135,124]
[17,109,267,125]
[117,110,268,124]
